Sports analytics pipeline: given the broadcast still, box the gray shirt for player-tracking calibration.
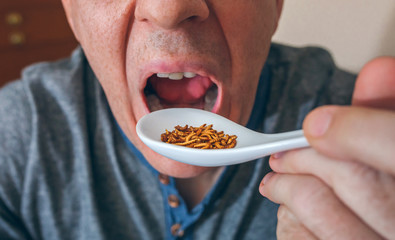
[0,43,355,239]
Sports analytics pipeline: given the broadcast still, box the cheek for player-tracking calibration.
[70,1,142,136]
[125,25,152,83]
[73,3,129,75]
[216,1,277,68]
[70,0,137,79]
[214,1,277,123]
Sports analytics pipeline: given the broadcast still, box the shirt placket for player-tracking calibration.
[158,173,190,239]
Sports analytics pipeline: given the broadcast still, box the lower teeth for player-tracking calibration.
[146,94,163,112]
[204,87,217,111]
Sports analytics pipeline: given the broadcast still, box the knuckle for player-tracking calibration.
[338,162,395,238]
[277,205,293,222]
[292,176,329,209]
[277,205,317,240]
[347,161,378,182]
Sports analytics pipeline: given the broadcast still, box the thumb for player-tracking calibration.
[352,56,395,110]
[303,57,395,174]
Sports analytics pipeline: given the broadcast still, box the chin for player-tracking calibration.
[138,143,216,178]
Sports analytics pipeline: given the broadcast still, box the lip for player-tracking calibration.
[139,59,223,113]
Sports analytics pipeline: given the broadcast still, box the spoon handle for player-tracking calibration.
[266,129,310,154]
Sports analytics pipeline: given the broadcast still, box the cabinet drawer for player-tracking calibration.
[0,1,78,87]
[0,4,75,50]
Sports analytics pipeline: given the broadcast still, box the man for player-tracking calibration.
[0,0,393,239]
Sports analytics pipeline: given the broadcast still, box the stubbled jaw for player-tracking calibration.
[144,72,220,112]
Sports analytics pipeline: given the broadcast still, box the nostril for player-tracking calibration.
[185,14,209,24]
[186,15,199,22]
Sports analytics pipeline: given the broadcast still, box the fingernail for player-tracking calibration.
[272,152,285,159]
[305,107,336,137]
[263,172,275,185]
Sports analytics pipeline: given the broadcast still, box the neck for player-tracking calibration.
[175,167,224,210]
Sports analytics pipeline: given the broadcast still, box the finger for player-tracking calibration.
[352,57,395,110]
[303,105,395,175]
[269,149,395,239]
[260,173,382,240]
[276,205,318,240]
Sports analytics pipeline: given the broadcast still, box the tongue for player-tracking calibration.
[148,75,213,104]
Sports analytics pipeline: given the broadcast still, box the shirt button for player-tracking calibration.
[159,173,170,185]
[171,223,184,237]
[168,194,180,208]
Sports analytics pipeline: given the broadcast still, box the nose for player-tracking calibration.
[135,0,209,29]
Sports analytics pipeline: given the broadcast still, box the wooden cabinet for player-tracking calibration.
[0,0,78,87]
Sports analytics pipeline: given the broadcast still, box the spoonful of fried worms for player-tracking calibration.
[136,108,309,167]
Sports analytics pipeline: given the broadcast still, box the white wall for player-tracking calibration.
[272,0,395,73]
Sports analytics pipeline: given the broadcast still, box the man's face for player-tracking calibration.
[62,0,283,178]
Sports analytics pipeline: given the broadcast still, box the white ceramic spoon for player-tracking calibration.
[136,108,309,166]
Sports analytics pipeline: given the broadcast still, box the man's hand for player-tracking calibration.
[259,57,395,239]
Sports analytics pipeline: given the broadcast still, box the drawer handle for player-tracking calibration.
[9,32,26,45]
[6,12,24,26]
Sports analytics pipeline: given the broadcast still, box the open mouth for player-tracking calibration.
[144,72,219,112]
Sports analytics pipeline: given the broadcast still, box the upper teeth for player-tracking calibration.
[156,72,197,80]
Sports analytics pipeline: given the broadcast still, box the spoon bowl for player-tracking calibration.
[136,108,309,166]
